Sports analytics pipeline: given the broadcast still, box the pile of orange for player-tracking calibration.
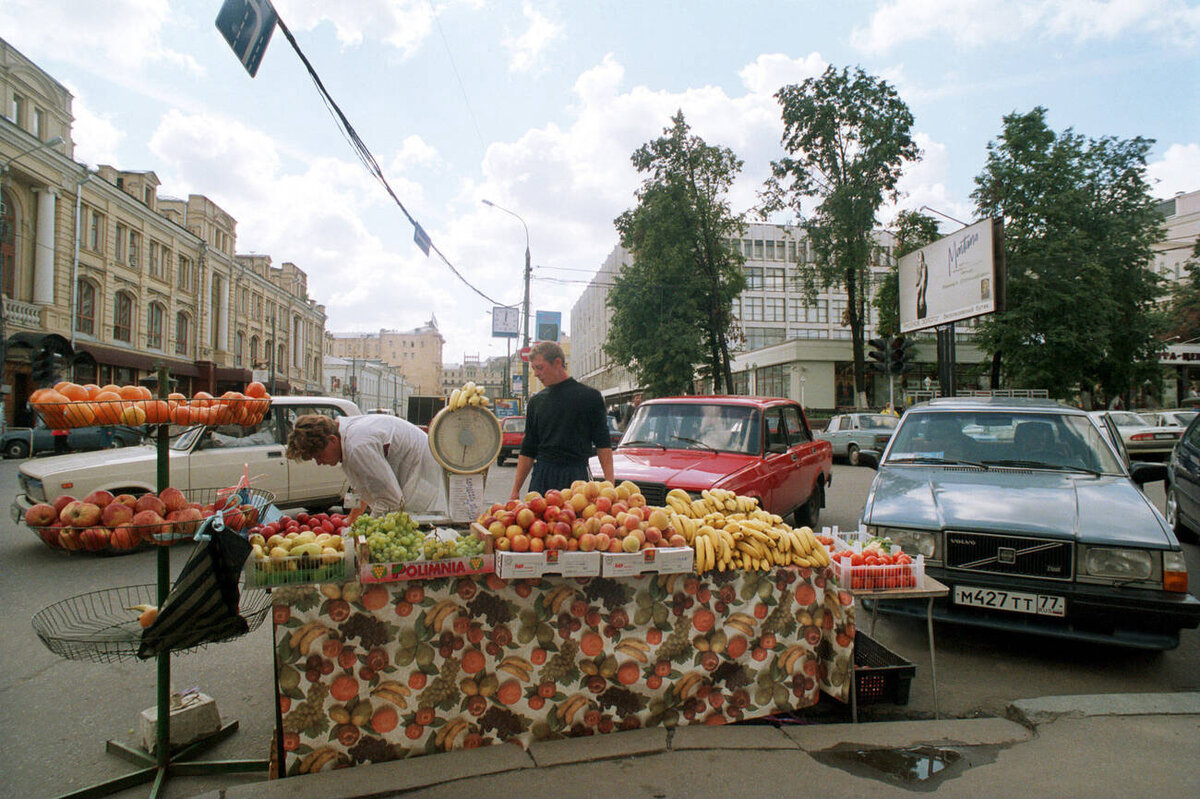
[30,381,272,429]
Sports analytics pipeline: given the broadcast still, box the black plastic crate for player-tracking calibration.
[853,631,915,705]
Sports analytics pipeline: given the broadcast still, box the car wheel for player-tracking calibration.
[847,444,860,466]
[496,455,506,467]
[4,440,30,459]
[1165,484,1197,543]
[793,482,823,529]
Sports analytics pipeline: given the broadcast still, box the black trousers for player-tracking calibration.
[529,460,589,494]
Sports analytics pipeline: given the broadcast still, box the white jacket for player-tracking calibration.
[337,415,447,515]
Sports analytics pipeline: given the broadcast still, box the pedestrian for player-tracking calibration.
[882,402,899,417]
[510,341,615,499]
[286,413,448,519]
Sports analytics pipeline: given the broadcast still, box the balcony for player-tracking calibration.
[5,298,42,329]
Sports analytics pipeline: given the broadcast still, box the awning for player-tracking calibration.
[214,366,253,383]
[73,342,201,378]
[4,332,73,356]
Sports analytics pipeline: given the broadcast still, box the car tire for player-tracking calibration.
[793,482,823,529]
[847,444,860,466]
[4,440,30,459]
[1165,483,1197,543]
[496,455,506,467]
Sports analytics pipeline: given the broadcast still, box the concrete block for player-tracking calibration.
[138,692,222,753]
[530,728,668,767]
[671,724,797,750]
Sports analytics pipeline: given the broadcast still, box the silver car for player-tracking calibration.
[1140,409,1198,429]
[1089,410,1181,460]
[817,413,898,465]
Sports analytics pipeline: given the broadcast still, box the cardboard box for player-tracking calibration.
[601,546,694,577]
[495,549,601,579]
[356,525,494,583]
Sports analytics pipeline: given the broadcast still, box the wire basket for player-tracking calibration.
[31,580,272,664]
[148,487,276,546]
[30,396,271,429]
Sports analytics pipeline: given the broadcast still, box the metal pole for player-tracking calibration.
[481,199,531,402]
[269,312,276,393]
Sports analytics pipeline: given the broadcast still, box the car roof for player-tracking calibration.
[272,396,363,415]
[909,397,1083,414]
[642,395,791,408]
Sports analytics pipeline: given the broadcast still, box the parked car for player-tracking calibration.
[11,396,363,519]
[1140,409,1198,428]
[589,396,833,526]
[607,415,624,448]
[496,415,525,466]
[1088,410,1181,460]
[816,412,898,465]
[1166,412,1200,543]
[2,422,145,459]
[857,397,1200,650]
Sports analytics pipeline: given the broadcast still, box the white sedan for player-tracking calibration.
[1088,410,1181,460]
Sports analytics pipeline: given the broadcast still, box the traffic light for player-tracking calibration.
[868,337,890,374]
[31,346,57,387]
[890,335,916,375]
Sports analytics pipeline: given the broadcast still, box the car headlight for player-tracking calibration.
[866,526,937,559]
[22,476,46,503]
[1083,548,1153,581]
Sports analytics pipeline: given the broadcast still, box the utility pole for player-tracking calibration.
[482,199,531,402]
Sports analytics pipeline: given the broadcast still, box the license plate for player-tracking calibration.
[953,585,1065,617]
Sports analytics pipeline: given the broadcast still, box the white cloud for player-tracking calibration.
[502,2,564,72]
[738,53,829,96]
[1148,143,1200,199]
[390,135,441,172]
[852,0,1200,54]
[275,0,438,56]
[63,82,125,169]
[884,133,976,228]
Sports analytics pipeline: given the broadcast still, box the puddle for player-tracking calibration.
[812,744,1002,791]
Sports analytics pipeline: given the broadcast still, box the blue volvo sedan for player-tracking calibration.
[857,398,1200,650]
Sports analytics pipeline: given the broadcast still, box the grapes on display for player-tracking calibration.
[351,512,484,563]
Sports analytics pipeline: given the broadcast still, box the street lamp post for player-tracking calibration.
[481,199,531,403]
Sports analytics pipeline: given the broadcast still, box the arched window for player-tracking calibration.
[75,278,97,335]
[235,331,245,366]
[113,291,134,342]
[277,343,286,371]
[1,187,15,296]
[250,335,259,365]
[175,312,191,356]
[147,301,165,349]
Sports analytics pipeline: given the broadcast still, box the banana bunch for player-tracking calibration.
[614,636,651,663]
[447,381,490,411]
[298,746,342,774]
[371,680,412,709]
[289,621,330,656]
[777,644,811,675]
[673,672,707,701]
[557,694,593,725]
[424,600,461,634]
[496,655,535,681]
[435,717,471,751]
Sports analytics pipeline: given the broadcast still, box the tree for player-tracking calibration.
[972,107,1166,401]
[607,111,746,396]
[1164,238,1200,342]
[874,210,942,337]
[765,65,919,408]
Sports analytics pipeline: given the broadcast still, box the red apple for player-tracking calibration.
[239,504,260,528]
[221,507,246,531]
[134,494,167,517]
[543,505,561,523]
[607,537,624,553]
[24,503,57,528]
[528,496,548,515]
[595,532,611,551]
[187,502,203,511]
[79,526,111,552]
[169,508,204,536]
[553,521,572,539]
[498,511,517,528]
[58,528,82,551]
[40,523,64,549]
[52,495,77,515]
[100,502,134,528]
[667,534,687,547]
[82,490,114,508]
[544,489,564,507]
[131,510,167,538]
[511,534,530,552]
[60,501,102,528]
[547,533,569,551]
[158,486,189,514]
[113,494,138,509]
[528,537,545,553]
[516,508,536,529]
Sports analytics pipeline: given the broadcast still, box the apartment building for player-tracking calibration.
[326,319,445,396]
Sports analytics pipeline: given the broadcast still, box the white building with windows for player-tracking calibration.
[323,356,411,415]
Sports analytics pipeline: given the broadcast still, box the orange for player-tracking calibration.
[361,586,389,611]
[59,383,89,402]
[170,404,192,426]
[144,400,170,425]
[82,384,102,400]
[100,384,122,395]
[63,402,96,427]
[461,649,486,674]
[191,391,214,408]
[120,405,147,426]
[330,674,358,702]
[134,386,152,400]
[370,706,399,734]
[29,388,50,404]
[93,391,123,425]
[167,392,187,408]
[118,385,143,401]
[53,381,72,393]
[245,381,267,399]
[496,680,522,705]
[580,631,604,658]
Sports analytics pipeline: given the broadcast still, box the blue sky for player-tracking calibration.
[3,0,1198,364]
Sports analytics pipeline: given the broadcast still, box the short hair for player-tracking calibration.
[287,414,339,460]
[530,341,565,366]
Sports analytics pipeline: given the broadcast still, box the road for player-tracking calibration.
[1,458,1197,798]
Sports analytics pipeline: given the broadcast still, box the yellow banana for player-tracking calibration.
[501,655,533,671]
[372,688,409,708]
[299,747,339,774]
[675,672,704,700]
[295,624,328,656]
[616,643,648,663]
[442,719,470,751]
[558,695,588,724]
[497,662,532,681]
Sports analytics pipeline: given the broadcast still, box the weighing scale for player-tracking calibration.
[426,404,503,523]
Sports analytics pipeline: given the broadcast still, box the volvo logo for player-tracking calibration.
[998,547,1016,564]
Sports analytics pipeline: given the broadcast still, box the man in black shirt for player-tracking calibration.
[509,342,615,498]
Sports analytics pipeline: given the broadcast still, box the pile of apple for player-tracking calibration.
[476,479,687,554]
[23,487,259,553]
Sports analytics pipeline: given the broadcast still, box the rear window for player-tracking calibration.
[503,417,525,433]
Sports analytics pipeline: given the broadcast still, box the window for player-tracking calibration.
[177,254,192,289]
[115,223,127,262]
[147,302,165,349]
[277,343,286,369]
[744,267,762,290]
[9,93,23,125]
[743,327,786,351]
[250,335,259,365]
[764,268,785,292]
[765,297,786,322]
[293,316,302,368]
[127,230,140,268]
[113,291,134,342]
[149,241,163,278]
[765,240,776,261]
[782,405,810,443]
[240,288,249,314]
[236,331,245,365]
[754,240,764,260]
[75,279,96,335]
[757,366,787,399]
[743,296,764,321]
[175,313,191,356]
[33,107,44,139]
[88,209,104,251]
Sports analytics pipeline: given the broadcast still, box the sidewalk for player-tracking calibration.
[198,692,1200,799]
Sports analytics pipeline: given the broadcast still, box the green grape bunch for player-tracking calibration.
[355,511,423,564]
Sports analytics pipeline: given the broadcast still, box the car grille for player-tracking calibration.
[633,482,669,507]
[944,531,1074,581]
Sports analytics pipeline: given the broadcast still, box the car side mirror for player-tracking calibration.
[1129,461,1167,485]
[858,450,881,470]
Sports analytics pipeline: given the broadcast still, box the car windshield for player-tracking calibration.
[624,403,760,454]
[860,414,899,430]
[172,425,206,451]
[503,418,524,433]
[1106,411,1149,427]
[886,410,1125,473]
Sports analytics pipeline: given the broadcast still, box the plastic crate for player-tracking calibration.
[854,631,915,705]
[833,554,924,591]
[244,545,354,588]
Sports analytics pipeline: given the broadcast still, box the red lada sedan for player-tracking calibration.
[589,396,833,526]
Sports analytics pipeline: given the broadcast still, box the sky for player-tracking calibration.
[3,0,1198,366]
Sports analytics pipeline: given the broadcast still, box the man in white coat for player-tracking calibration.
[286,414,447,517]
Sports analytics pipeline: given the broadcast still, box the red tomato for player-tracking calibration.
[897,554,912,564]
[851,553,865,567]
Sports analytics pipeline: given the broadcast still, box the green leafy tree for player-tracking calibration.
[1164,238,1200,342]
[765,66,919,408]
[875,210,942,337]
[972,107,1165,400]
[607,112,746,396]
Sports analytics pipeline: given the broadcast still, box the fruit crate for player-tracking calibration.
[853,631,915,706]
[833,554,925,591]
[357,524,494,583]
[244,545,354,588]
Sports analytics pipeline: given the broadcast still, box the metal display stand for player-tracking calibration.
[29,368,271,799]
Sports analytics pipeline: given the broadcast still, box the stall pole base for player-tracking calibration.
[55,721,268,799]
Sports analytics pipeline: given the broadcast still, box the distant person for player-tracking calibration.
[510,342,614,498]
[287,413,447,518]
[52,428,69,455]
[882,402,899,417]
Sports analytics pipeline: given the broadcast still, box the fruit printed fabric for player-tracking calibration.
[271,566,855,775]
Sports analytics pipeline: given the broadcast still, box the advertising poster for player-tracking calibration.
[899,218,1003,333]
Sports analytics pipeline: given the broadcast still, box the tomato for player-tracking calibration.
[851,553,865,567]
[896,554,912,564]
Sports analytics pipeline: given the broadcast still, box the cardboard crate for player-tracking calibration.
[356,525,493,583]
[601,546,694,577]
[495,549,601,579]
[244,546,354,588]
[833,554,924,591]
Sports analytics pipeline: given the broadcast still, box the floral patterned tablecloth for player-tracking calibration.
[271,566,855,775]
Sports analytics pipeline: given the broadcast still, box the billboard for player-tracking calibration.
[898,218,1004,334]
[535,310,562,342]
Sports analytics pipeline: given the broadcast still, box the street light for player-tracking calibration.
[1,135,65,433]
[481,199,531,403]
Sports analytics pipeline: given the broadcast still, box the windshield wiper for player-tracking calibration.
[888,455,988,470]
[622,439,667,450]
[671,436,715,451]
[983,459,1101,476]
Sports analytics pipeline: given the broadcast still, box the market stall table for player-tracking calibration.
[850,576,950,722]
[269,566,855,774]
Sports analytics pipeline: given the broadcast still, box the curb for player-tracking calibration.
[1006,691,1200,727]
